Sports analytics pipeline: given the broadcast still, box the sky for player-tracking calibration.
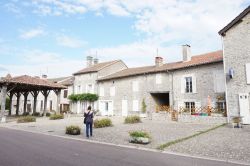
[0,0,249,78]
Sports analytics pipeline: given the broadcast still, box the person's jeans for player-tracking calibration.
[85,122,92,137]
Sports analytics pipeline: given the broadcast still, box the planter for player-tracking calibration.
[139,113,147,118]
[129,137,150,144]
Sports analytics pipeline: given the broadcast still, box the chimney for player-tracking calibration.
[86,56,93,67]
[155,57,163,67]
[93,58,99,65]
[182,44,191,61]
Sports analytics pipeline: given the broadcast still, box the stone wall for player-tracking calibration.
[223,13,250,118]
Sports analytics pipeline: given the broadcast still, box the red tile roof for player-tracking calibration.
[73,60,122,75]
[0,75,65,89]
[98,50,223,81]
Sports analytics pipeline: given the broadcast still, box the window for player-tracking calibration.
[246,63,250,84]
[132,81,139,92]
[63,90,68,98]
[40,100,43,111]
[185,102,195,113]
[133,100,139,111]
[185,77,193,93]
[217,102,226,113]
[99,87,104,97]
[110,86,115,96]
[156,73,162,84]
[105,102,109,111]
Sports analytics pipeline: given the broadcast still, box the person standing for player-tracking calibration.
[84,106,93,138]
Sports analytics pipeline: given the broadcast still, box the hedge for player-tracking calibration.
[94,118,112,128]
[17,116,36,123]
[124,115,141,124]
[49,114,64,120]
[66,125,81,135]
[68,93,99,102]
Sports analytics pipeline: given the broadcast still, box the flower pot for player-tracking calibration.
[129,137,150,144]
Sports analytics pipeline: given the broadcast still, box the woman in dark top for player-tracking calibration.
[84,106,93,138]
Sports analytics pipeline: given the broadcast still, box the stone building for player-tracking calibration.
[219,6,250,124]
[97,46,225,117]
[71,56,127,114]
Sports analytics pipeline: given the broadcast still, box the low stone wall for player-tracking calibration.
[152,112,227,124]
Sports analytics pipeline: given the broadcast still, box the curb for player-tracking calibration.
[0,126,249,166]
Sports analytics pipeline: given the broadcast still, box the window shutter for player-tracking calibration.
[133,100,139,111]
[99,87,104,97]
[246,63,250,84]
[181,77,185,93]
[192,75,197,93]
[177,101,184,110]
[195,101,201,109]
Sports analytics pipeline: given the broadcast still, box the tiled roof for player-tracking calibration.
[98,50,223,81]
[73,60,121,75]
[48,76,71,83]
[48,76,74,86]
[58,77,74,86]
[0,75,65,89]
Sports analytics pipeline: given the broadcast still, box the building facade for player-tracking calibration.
[219,6,250,124]
[71,56,127,114]
[98,46,225,117]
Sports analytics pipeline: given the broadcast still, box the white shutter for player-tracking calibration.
[177,101,184,110]
[99,87,104,97]
[181,77,185,94]
[133,81,139,92]
[192,75,197,93]
[133,100,139,112]
[156,73,162,84]
[195,101,201,109]
[246,63,250,84]
[91,84,94,93]
[110,86,115,96]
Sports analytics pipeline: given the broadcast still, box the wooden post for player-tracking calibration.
[31,91,39,115]
[41,90,50,116]
[16,92,21,116]
[1,85,7,123]
[22,92,29,115]
[54,89,61,114]
[9,92,13,116]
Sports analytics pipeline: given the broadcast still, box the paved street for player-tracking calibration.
[0,127,246,166]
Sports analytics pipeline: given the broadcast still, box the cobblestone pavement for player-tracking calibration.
[1,115,250,164]
[167,124,250,164]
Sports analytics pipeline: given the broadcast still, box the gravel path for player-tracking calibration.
[167,125,250,164]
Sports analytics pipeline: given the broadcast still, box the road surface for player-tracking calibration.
[0,127,246,166]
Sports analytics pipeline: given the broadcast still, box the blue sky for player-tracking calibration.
[0,0,249,77]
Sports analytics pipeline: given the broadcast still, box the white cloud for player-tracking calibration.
[20,27,45,39]
[56,35,87,48]
[0,49,84,78]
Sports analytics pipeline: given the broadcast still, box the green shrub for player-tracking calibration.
[66,125,81,135]
[32,112,40,117]
[17,116,36,123]
[124,115,141,124]
[94,118,112,128]
[46,112,51,117]
[22,112,30,116]
[129,131,150,138]
[49,114,64,120]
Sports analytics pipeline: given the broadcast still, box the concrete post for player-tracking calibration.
[1,85,7,123]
